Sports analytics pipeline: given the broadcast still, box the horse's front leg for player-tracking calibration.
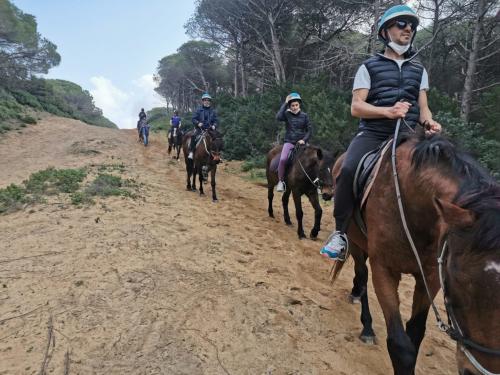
[292,190,305,239]
[282,188,292,225]
[351,246,376,344]
[198,165,204,195]
[191,162,197,191]
[371,261,416,375]
[210,165,217,202]
[405,272,439,356]
[176,144,181,160]
[307,190,322,239]
[268,183,274,218]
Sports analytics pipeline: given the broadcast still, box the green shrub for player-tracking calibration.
[0,184,28,214]
[21,115,37,124]
[24,167,87,195]
[85,173,132,197]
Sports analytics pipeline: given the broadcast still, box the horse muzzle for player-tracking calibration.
[321,186,334,201]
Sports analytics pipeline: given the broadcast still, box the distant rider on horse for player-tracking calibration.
[275,92,312,192]
[320,5,442,260]
[169,110,182,139]
[188,93,218,159]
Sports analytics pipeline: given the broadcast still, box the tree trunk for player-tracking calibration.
[234,49,239,97]
[268,12,286,84]
[369,0,381,54]
[460,0,485,123]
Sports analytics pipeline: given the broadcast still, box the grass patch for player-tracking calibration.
[97,163,126,173]
[0,184,31,214]
[241,155,266,172]
[21,115,37,124]
[24,167,87,195]
[84,173,135,198]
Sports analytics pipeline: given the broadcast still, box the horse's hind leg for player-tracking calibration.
[405,273,439,355]
[371,261,417,374]
[267,184,274,218]
[292,190,306,239]
[198,166,204,195]
[307,191,322,239]
[351,247,375,344]
[282,189,292,225]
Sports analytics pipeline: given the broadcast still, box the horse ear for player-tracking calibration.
[434,198,475,228]
[316,148,323,160]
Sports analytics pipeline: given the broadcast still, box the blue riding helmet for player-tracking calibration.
[377,5,419,42]
[201,93,212,100]
[286,92,302,105]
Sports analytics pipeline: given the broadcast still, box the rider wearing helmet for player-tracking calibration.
[275,92,312,192]
[188,93,218,159]
[169,110,182,139]
[320,5,442,260]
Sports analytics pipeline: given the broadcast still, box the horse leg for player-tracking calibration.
[211,165,217,202]
[186,159,192,190]
[191,163,197,191]
[282,188,292,225]
[307,191,322,239]
[176,144,181,160]
[371,261,417,374]
[351,247,375,344]
[405,274,439,355]
[198,165,204,195]
[268,184,274,218]
[292,190,306,239]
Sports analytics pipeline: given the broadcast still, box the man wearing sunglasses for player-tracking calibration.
[188,92,219,159]
[321,5,442,260]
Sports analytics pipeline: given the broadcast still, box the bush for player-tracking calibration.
[0,184,29,214]
[24,167,87,195]
[85,173,133,197]
[21,115,37,124]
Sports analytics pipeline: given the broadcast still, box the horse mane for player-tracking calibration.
[411,133,500,252]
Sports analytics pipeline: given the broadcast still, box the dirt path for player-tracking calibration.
[0,116,457,374]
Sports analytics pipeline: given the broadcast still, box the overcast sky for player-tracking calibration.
[12,0,196,128]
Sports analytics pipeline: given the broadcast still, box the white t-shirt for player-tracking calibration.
[353,60,429,92]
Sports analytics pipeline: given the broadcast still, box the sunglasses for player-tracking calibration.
[202,99,211,102]
[390,19,416,31]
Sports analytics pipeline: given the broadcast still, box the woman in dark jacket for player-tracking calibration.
[275,92,312,192]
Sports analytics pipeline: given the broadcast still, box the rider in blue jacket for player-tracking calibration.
[169,110,182,139]
[188,93,218,159]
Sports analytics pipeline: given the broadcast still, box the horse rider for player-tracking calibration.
[137,108,147,141]
[320,4,442,260]
[188,93,218,159]
[275,92,312,192]
[169,110,182,140]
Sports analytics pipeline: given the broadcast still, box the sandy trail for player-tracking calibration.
[0,116,456,374]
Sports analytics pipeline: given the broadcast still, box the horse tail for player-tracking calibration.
[329,259,347,285]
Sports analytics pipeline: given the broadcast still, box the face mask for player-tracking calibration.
[387,34,411,56]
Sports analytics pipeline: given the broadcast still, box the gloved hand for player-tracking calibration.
[211,125,216,130]
[198,122,203,128]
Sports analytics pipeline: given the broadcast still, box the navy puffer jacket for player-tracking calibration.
[276,103,312,144]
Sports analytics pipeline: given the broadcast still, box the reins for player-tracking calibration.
[392,118,500,375]
[295,145,321,189]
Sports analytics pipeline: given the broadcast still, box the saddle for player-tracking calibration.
[269,145,300,176]
[352,139,393,235]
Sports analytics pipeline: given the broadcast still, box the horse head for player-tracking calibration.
[434,188,500,374]
[207,129,224,164]
[297,145,334,201]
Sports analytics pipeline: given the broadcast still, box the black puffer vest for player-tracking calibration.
[359,54,424,136]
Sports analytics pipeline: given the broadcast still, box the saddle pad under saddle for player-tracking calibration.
[354,138,393,208]
[269,147,297,173]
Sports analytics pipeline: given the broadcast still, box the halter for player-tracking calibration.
[201,131,221,160]
[392,118,500,375]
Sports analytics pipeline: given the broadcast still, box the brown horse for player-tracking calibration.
[182,129,223,202]
[168,127,183,160]
[331,130,500,374]
[266,144,335,239]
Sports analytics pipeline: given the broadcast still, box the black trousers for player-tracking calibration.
[334,130,391,232]
[190,128,203,152]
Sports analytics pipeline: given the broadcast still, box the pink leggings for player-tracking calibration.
[278,142,295,181]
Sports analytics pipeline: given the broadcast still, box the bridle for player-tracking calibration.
[392,118,500,375]
[295,144,332,192]
[201,131,222,161]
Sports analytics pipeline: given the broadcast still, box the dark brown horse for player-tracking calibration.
[266,144,335,239]
[331,131,500,374]
[182,129,223,202]
[168,127,183,160]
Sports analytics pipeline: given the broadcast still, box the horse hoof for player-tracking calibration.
[285,221,293,226]
[200,192,205,196]
[359,335,376,345]
[298,233,306,240]
[349,294,361,304]
[212,199,218,203]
